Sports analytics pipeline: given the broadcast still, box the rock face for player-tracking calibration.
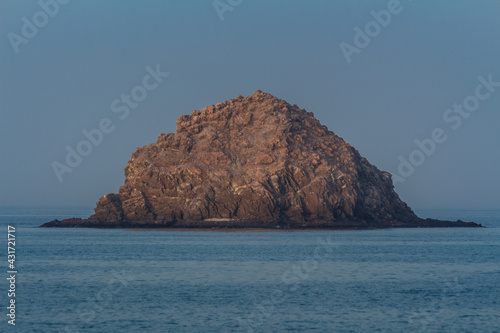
[42,91,481,228]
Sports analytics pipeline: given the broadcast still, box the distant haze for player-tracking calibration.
[1,0,499,210]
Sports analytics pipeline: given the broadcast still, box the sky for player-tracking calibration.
[0,0,499,210]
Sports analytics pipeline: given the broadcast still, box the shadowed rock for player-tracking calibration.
[42,91,481,229]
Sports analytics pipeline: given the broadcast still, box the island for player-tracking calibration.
[42,90,481,229]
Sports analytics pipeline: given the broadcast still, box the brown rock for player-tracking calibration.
[41,91,481,229]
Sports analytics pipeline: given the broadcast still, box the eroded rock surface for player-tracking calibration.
[42,91,481,228]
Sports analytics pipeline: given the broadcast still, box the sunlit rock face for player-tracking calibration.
[42,91,481,229]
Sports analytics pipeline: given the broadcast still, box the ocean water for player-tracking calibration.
[0,208,499,333]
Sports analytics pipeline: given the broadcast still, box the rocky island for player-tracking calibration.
[42,91,481,229]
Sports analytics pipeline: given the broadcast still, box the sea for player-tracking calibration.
[0,207,499,333]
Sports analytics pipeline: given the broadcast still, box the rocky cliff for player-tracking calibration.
[42,91,481,228]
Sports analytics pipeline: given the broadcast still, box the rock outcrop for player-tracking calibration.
[42,91,481,228]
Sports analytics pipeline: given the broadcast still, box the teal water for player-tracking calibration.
[0,208,499,332]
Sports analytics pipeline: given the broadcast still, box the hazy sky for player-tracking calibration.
[1,0,499,210]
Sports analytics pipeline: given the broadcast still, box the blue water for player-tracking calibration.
[0,208,499,332]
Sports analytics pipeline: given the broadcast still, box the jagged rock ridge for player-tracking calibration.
[42,90,480,228]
